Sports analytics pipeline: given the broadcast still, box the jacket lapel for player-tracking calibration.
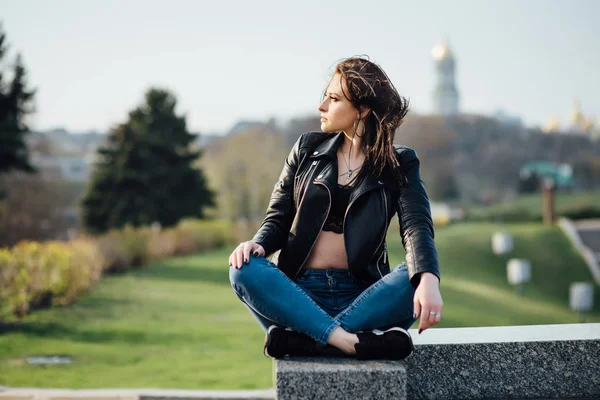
[309,132,343,190]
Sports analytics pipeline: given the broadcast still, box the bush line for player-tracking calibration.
[0,218,235,323]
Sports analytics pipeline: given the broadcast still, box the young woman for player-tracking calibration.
[228,56,443,360]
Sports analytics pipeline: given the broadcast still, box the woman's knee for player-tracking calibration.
[229,255,268,290]
[384,263,415,302]
[386,263,411,285]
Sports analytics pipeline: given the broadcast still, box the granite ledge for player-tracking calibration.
[274,324,600,400]
[276,356,406,400]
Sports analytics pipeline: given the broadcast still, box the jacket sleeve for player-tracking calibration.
[395,146,440,288]
[251,134,303,257]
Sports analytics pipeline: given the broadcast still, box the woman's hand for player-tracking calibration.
[413,272,443,334]
[228,241,265,269]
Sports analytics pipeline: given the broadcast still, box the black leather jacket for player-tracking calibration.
[252,131,440,288]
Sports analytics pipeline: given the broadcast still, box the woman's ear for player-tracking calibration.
[359,106,371,120]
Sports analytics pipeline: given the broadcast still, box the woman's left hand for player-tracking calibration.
[413,272,443,334]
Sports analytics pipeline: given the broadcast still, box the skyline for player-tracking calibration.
[1,0,599,136]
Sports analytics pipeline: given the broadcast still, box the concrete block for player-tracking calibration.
[275,356,406,400]
[405,323,600,399]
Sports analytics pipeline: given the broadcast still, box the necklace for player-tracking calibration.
[340,150,363,182]
[338,167,361,179]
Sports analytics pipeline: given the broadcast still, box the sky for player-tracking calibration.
[1,0,599,136]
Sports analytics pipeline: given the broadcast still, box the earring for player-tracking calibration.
[354,119,363,138]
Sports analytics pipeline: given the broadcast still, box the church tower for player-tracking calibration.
[568,99,594,134]
[432,38,460,116]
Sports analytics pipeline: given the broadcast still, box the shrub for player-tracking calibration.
[561,205,600,220]
[0,218,229,322]
[96,231,129,273]
[120,226,150,267]
[0,239,103,322]
[53,239,103,306]
[10,241,60,311]
[147,227,178,260]
[0,249,29,320]
[176,219,230,253]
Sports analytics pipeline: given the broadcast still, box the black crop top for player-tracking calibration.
[322,183,353,233]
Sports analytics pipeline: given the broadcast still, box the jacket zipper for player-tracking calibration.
[294,176,331,279]
[342,189,364,233]
[342,185,388,280]
[383,242,387,264]
[374,187,388,278]
[296,160,318,207]
[342,188,370,282]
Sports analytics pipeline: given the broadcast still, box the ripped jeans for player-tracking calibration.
[229,254,417,345]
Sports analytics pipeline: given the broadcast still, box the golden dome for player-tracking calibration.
[432,38,453,61]
[569,99,585,125]
[568,99,596,133]
[542,116,561,133]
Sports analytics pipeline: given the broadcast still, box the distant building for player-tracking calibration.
[567,99,596,135]
[541,116,561,133]
[26,129,106,182]
[194,132,221,149]
[541,99,597,139]
[493,109,524,128]
[30,154,93,182]
[432,38,460,116]
[226,120,275,137]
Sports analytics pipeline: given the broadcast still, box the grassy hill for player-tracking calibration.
[0,222,598,389]
[388,221,600,327]
[464,190,600,222]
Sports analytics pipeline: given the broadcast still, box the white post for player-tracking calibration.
[569,283,594,322]
[507,259,531,296]
[492,232,514,262]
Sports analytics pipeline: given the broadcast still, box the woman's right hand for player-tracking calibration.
[229,241,265,269]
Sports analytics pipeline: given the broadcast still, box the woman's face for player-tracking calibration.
[318,73,360,134]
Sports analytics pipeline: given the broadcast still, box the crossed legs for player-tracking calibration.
[229,254,416,354]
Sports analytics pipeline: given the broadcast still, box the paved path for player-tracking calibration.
[0,388,275,400]
[575,219,600,262]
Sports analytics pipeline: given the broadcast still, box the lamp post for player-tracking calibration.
[507,259,531,296]
[492,231,514,262]
[569,283,594,322]
[542,178,556,225]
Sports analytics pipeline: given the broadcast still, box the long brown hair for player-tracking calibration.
[324,56,410,188]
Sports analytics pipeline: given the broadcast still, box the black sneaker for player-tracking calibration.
[354,327,414,360]
[264,325,320,358]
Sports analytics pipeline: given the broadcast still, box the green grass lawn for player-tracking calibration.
[465,190,600,221]
[1,222,599,389]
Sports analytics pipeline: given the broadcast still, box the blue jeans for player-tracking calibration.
[229,254,417,345]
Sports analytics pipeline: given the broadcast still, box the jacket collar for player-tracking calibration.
[308,131,345,160]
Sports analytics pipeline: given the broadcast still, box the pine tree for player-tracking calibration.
[81,88,215,233]
[0,24,37,182]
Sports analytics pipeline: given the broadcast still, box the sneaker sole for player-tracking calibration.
[264,325,278,358]
[372,327,416,354]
